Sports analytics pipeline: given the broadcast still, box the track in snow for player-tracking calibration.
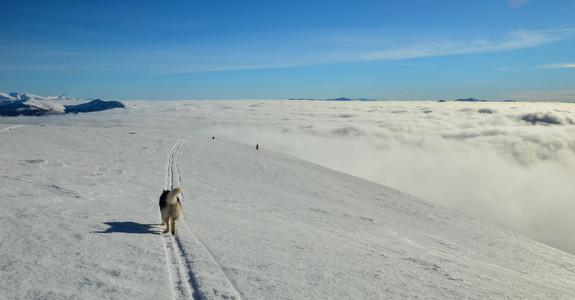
[166,139,185,191]
[1,125,23,132]
[162,138,198,300]
[162,139,242,300]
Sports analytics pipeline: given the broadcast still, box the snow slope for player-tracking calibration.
[1,103,575,299]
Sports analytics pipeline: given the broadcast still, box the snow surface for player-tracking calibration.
[1,101,575,299]
[182,100,575,255]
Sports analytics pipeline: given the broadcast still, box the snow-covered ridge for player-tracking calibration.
[0,92,125,116]
[1,102,575,298]
[0,92,82,101]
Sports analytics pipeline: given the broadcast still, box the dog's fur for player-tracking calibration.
[159,187,183,236]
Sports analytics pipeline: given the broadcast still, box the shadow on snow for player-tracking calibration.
[94,222,159,235]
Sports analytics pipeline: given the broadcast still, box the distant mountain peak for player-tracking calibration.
[454,98,486,102]
[0,91,124,116]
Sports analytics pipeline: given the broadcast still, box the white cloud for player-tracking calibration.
[167,27,575,73]
[509,0,529,8]
[540,63,575,68]
[358,28,575,62]
[183,100,575,255]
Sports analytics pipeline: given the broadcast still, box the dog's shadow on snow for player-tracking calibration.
[94,222,160,235]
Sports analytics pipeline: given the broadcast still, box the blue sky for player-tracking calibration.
[1,0,574,101]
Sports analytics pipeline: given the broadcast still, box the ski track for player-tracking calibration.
[162,138,198,300]
[1,124,23,132]
[164,236,197,299]
[162,138,242,300]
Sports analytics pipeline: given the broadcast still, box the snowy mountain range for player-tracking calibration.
[0,92,125,116]
[0,92,81,101]
[1,100,574,299]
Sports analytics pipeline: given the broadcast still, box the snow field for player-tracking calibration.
[1,125,173,299]
[164,138,241,299]
[1,105,575,299]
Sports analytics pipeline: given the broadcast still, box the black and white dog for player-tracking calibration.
[159,187,183,236]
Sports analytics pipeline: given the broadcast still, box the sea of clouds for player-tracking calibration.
[5,99,574,254]
[187,100,575,255]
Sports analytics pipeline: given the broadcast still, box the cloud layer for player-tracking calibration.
[9,100,574,254]
[188,100,575,255]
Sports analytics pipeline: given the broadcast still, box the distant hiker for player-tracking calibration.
[212,136,215,140]
[256,144,259,150]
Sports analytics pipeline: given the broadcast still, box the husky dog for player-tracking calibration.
[159,187,183,236]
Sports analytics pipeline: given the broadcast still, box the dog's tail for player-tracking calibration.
[166,187,183,204]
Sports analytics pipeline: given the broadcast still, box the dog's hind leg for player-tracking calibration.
[171,219,178,236]
[163,216,171,234]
